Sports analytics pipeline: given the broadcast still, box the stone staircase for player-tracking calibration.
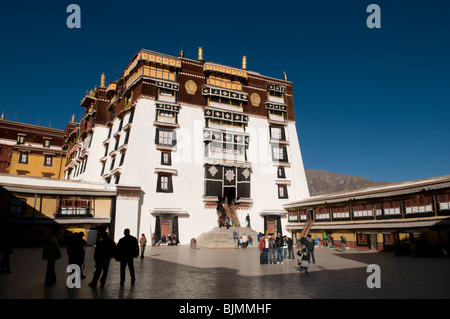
[196,226,260,249]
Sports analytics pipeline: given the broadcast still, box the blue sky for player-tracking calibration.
[0,1,449,182]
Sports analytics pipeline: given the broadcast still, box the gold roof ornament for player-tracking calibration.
[179,49,184,58]
[1,112,4,120]
[100,73,106,87]
[71,114,75,122]
[242,56,247,70]
[283,71,288,82]
[198,46,204,61]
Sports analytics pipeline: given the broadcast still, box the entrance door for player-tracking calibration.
[160,220,172,237]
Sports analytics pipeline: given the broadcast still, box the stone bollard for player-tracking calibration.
[190,238,197,250]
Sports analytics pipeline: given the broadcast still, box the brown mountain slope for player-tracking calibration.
[305,169,394,196]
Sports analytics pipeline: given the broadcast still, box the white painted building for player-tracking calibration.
[64,48,310,243]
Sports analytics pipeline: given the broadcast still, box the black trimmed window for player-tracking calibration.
[155,128,176,146]
[157,174,173,193]
[119,153,125,166]
[161,152,171,166]
[9,197,26,214]
[270,126,286,141]
[19,153,28,164]
[272,146,288,162]
[110,158,115,171]
[17,135,26,145]
[277,167,286,178]
[278,185,288,199]
[43,138,52,148]
[44,155,53,167]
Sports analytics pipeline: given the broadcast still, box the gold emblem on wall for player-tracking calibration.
[250,93,261,107]
[185,80,197,95]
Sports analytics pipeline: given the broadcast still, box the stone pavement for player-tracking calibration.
[1,244,450,299]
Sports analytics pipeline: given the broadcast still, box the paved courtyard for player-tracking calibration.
[1,244,450,299]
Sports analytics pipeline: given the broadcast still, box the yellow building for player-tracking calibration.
[0,118,66,178]
[0,173,117,244]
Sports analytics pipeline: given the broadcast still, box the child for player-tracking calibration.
[297,248,310,274]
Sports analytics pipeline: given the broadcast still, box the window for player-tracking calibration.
[44,156,53,167]
[270,126,285,140]
[118,118,123,132]
[107,126,112,139]
[43,139,51,148]
[124,131,130,145]
[277,167,286,178]
[114,174,120,185]
[157,174,173,193]
[272,146,288,162]
[114,137,119,150]
[110,158,115,171]
[119,153,125,166]
[58,198,91,215]
[19,153,28,164]
[128,111,134,124]
[156,129,176,146]
[17,135,26,145]
[100,163,105,176]
[278,185,288,199]
[9,197,26,214]
[161,152,171,166]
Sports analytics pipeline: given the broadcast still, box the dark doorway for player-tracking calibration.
[223,187,236,204]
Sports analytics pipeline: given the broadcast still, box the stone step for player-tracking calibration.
[196,226,260,249]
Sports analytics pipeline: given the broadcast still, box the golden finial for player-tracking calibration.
[198,46,204,61]
[242,56,247,70]
[100,73,106,87]
[283,71,288,81]
[71,114,75,122]
[1,112,4,120]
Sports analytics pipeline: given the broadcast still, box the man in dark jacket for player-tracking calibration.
[115,229,139,285]
[268,234,277,264]
[89,231,116,287]
[276,233,284,264]
[306,234,316,263]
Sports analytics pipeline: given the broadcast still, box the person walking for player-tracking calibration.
[42,227,61,286]
[245,214,251,228]
[306,234,316,263]
[139,234,147,258]
[89,231,116,287]
[276,232,284,264]
[340,236,347,252]
[115,229,139,285]
[297,247,310,274]
[233,231,239,249]
[268,234,277,264]
[242,234,248,249]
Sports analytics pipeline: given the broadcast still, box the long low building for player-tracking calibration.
[0,173,142,244]
[283,175,450,255]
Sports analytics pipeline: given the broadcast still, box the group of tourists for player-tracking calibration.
[258,232,295,264]
[42,227,146,287]
[232,231,253,248]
